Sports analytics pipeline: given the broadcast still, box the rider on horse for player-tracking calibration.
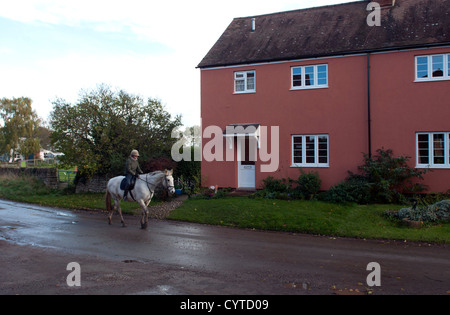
[124,149,143,201]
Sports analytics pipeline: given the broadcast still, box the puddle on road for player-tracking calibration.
[61,221,78,225]
[1,226,18,230]
[122,259,140,263]
[0,223,24,230]
[0,200,76,218]
[56,212,76,218]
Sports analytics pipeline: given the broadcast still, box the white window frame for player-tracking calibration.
[234,70,256,94]
[415,54,450,82]
[291,134,329,167]
[416,132,450,169]
[290,64,328,90]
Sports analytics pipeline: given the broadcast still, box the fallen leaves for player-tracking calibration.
[331,283,374,295]
[331,285,369,295]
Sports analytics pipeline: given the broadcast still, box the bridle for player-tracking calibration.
[164,174,175,191]
[138,173,174,194]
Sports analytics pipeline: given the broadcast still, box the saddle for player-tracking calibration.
[121,175,137,201]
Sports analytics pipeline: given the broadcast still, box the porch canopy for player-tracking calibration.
[223,123,260,149]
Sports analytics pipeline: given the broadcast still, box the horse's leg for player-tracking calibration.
[108,207,113,225]
[108,200,119,225]
[106,190,114,225]
[117,200,126,227]
[138,199,149,230]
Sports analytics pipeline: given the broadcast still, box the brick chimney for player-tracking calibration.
[376,0,396,7]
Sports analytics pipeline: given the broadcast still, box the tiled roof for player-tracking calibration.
[198,0,450,68]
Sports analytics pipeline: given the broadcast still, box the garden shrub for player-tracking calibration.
[388,200,450,222]
[322,149,427,204]
[259,149,426,204]
[294,171,321,200]
[354,148,427,204]
[262,176,290,193]
[320,175,371,204]
[259,171,321,200]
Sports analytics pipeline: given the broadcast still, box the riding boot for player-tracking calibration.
[123,190,128,201]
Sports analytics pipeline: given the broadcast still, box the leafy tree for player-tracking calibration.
[0,97,41,161]
[37,126,52,150]
[50,85,182,177]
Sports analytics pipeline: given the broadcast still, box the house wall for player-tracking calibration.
[201,47,450,192]
[370,47,450,192]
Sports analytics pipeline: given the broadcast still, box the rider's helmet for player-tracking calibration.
[130,149,140,157]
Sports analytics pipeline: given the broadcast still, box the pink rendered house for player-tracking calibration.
[198,0,450,192]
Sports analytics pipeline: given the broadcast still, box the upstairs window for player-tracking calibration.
[291,64,328,90]
[415,54,450,81]
[234,71,255,93]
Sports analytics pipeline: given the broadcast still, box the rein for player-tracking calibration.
[137,173,174,194]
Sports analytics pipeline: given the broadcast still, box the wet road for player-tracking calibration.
[0,199,449,295]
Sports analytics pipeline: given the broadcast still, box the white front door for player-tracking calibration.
[237,136,256,189]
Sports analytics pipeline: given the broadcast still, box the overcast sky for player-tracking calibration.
[0,0,360,127]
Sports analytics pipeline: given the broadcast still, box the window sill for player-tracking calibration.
[416,164,450,169]
[233,91,256,95]
[290,85,328,91]
[291,164,329,168]
[414,77,450,83]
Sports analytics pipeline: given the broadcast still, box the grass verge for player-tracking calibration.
[168,197,450,244]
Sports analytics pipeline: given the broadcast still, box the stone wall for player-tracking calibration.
[75,175,110,193]
[0,167,113,193]
[0,167,58,189]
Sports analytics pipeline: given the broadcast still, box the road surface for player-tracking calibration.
[0,199,448,295]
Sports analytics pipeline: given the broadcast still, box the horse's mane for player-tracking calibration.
[146,171,164,177]
[137,171,170,191]
[140,171,165,186]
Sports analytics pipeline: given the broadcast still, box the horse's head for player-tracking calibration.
[163,169,176,195]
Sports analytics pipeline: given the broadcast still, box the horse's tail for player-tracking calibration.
[105,189,112,212]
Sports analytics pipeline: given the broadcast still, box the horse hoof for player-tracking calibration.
[141,223,148,230]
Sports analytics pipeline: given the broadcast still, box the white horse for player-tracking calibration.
[105,169,175,229]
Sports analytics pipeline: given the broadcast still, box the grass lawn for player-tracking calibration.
[168,197,450,244]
